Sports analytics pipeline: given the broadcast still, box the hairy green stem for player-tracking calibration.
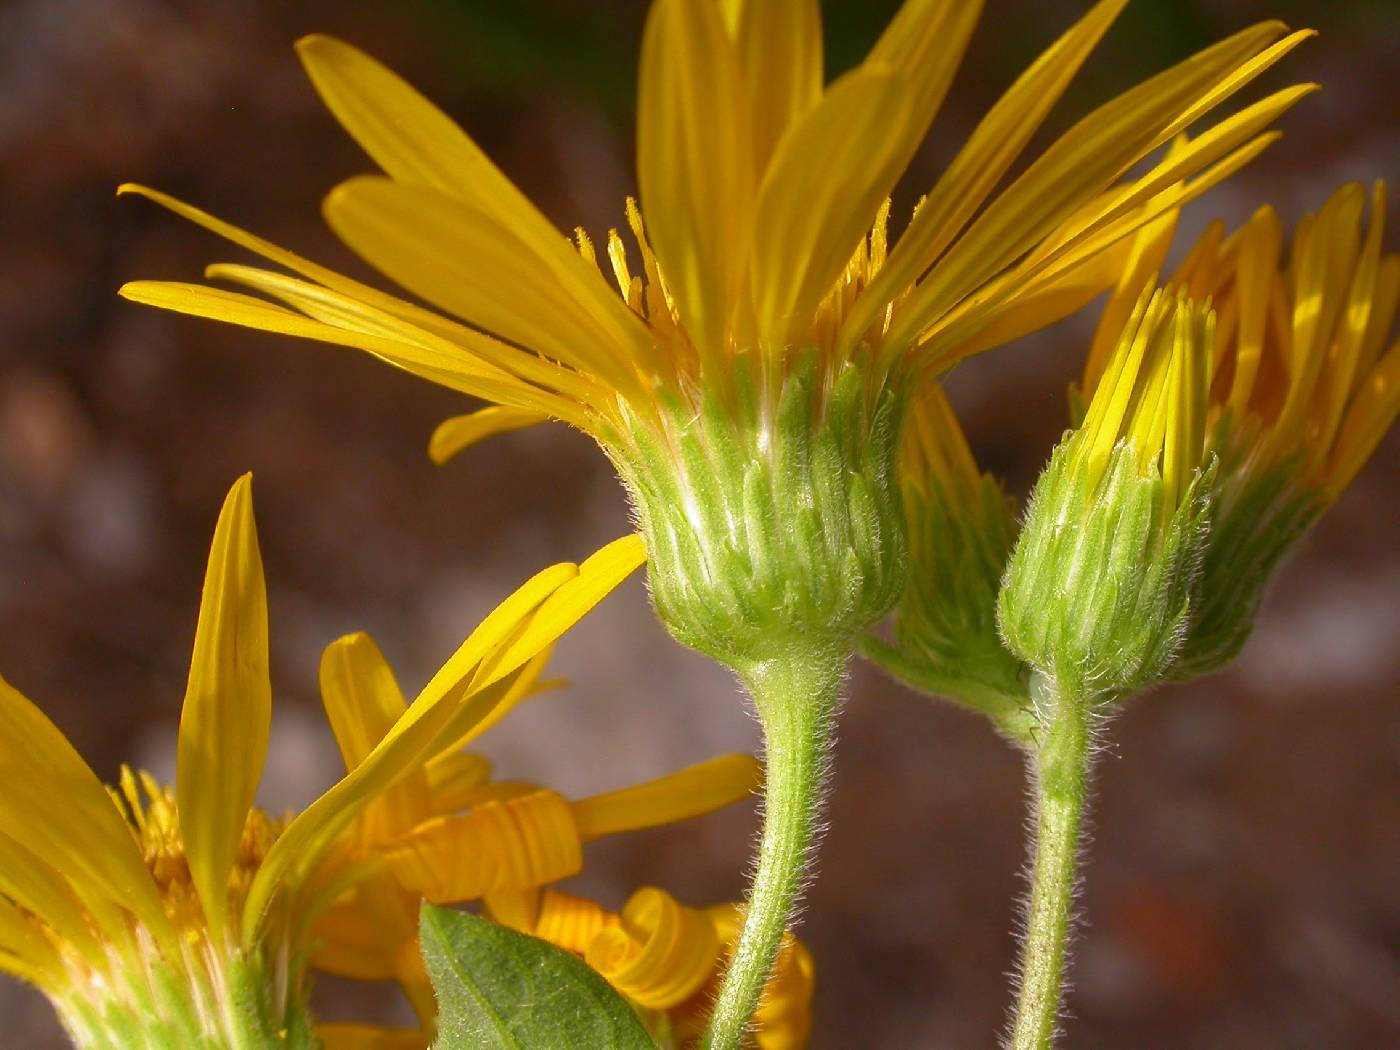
[702,649,842,1050]
[1010,671,1093,1050]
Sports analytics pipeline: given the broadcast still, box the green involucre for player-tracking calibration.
[998,435,1215,699]
[1170,447,1321,680]
[611,355,907,671]
[861,467,1034,740]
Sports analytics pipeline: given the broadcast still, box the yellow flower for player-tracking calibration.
[1082,180,1399,676]
[115,2,1313,665]
[0,475,645,1048]
[1147,181,1393,502]
[119,1,1311,439]
[306,631,761,1047]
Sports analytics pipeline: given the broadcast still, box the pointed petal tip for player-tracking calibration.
[295,33,341,58]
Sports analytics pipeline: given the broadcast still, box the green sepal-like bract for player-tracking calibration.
[55,951,319,1050]
[611,354,907,674]
[861,469,1034,741]
[1170,445,1322,680]
[999,435,1216,700]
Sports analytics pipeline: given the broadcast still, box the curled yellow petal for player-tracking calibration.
[386,790,582,902]
[586,887,719,1010]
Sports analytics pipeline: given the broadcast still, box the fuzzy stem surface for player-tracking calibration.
[701,648,842,1050]
[1010,670,1093,1050]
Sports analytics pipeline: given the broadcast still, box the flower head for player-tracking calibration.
[307,629,763,1048]
[118,1,1313,665]
[859,385,1031,736]
[0,475,646,1047]
[999,288,1217,697]
[1111,180,1399,676]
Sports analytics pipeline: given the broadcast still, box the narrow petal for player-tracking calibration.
[749,70,910,347]
[884,21,1302,353]
[319,633,430,844]
[637,0,751,361]
[571,754,761,840]
[0,832,102,960]
[320,633,408,771]
[1327,341,1400,498]
[467,534,647,693]
[297,35,547,232]
[118,281,582,424]
[856,0,1128,340]
[177,474,271,945]
[0,898,60,988]
[0,673,169,944]
[863,0,983,174]
[205,262,594,403]
[242,542,641,946]
[429,407,550,465]
[726,0,823,178]
[324,177,651,394]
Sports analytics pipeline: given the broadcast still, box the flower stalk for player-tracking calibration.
[1009,671,1095,1050]
[703,649,842,1050]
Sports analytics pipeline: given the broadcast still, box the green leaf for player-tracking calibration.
[420,904,656,1050]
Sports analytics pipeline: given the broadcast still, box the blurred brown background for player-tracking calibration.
[1,1,1397,1047]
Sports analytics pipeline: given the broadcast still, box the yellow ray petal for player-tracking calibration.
[858,0,1129,342]
[922,131,1282,367]
[0,673,170,945]
[119,183,541,354]
[862,0,983,174]
[177,474,271,946]
[586,887,719,1010]
[296,34,546,230]
[295,35,655,373]
[323,177,648,394]
[205,262,594,403]
[320,633,408,771]
[571,754,761,841]
[637,0,751,362]
[319,633,430,843]
[1313,183,1386,458]
[726,0,822,180]
[117,280,582,425]
[1227,206,1285,414]
[885,20,1299,352]
[466,534,647,694]
[0,898,60,988]
[0,832,102,961]
[749,70,910,348]
[429,406,550,465]
[422,750,495,812]
[1326,341,1400,499]
[242,543,639,946]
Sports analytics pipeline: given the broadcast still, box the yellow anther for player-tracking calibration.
[384,789,581,903]
[584,888,719,1010]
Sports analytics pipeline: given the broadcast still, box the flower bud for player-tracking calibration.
[999,288,1215,697]
[861,385,1031,736]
